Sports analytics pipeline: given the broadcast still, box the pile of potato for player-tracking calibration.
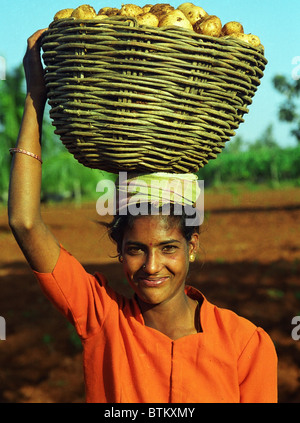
[53,3,263,50]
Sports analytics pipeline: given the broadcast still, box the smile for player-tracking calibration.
[138,276,169,288]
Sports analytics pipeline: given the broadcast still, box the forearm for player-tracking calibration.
[8,29,60,273]
[8,93,46,229]
[8,91,60,271]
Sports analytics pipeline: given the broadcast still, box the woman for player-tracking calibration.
[8,30,277,403]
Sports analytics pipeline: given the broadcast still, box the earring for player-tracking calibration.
[189,254,195,262]
[119,255,123,263]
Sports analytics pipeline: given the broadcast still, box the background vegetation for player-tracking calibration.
[1,65,300,205]
[197,128,300,189]
[0,65,114,205]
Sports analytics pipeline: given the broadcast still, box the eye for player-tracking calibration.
[126,246,144,255]
[162,245,178,254]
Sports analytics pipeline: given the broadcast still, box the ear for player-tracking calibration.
[188,232,199,262]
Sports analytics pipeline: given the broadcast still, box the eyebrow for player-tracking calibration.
[125,239,181,247]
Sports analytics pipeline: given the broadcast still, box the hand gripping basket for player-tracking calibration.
[41,16,267,174]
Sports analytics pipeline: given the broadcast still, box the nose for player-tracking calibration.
[142,251,162,274]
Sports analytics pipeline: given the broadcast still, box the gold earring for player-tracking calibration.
[189,254,195,262]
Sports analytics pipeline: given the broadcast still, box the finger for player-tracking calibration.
[27,28,48,50]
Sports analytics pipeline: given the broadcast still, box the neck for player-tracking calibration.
[137,290,199,340]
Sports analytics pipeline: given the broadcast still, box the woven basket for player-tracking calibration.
[41,16,267,173]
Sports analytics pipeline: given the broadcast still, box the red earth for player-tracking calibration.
[0,186,300,403]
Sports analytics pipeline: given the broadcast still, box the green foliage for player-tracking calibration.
[0,65,25,200]
[41,150,114,203]
[273,74,300,143]
[198,123,300,187]
[0,64,25,145]
[197,143,300,187]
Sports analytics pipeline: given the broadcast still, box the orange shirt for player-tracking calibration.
[33,246,277,403]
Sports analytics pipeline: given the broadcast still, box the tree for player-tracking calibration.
[248,124,278,151]
[248,124,280,186]
[0,64,26,200]
[0,64,25,149]
[273,74,300,143]
[224,135,247,153]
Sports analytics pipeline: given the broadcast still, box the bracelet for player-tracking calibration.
[9,148,43,164]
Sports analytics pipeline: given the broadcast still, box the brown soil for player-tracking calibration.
[0,186,300,403]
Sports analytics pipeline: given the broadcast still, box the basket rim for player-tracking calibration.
[42,16,267,64]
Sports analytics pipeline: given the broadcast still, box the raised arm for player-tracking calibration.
[8,29,60,273]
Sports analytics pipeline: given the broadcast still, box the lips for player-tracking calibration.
[138,276,169,288]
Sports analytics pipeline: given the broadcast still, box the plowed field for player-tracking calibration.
[1,187,300,403]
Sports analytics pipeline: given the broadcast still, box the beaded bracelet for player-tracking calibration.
[9,148,43,164]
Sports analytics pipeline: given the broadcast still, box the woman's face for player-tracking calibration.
[121,215,199,306]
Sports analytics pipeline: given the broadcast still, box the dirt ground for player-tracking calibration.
[0,186,300,403]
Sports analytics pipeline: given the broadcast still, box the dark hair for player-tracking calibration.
[101,204,200,257]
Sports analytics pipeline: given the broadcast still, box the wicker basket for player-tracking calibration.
[41,16,267,174]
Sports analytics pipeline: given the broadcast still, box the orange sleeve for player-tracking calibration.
[32,246,116,339]
[238,327,278,403]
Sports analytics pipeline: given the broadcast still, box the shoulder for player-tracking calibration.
[206,299,276,358]
[187,286,274,356]
[34,244,129,313]
[210,302,257,335]
[187,285,256,334]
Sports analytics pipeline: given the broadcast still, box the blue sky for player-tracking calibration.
[1,0,300,147]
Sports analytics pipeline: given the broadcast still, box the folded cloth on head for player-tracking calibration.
[115,172,201,213]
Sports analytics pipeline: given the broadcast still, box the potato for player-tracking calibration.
[54,8,74,20]
[150,3,175,19]
[119,4,143,17]
[52,3,262,49]
[94,14,110,21]
[98,7,119,16]
[222,21,244,36]
[136,12,159,27]
[230,32,261,48]
[194,15,222,37]
[142,4,153,13]
[71,5,97,19]
[177,3,208,26]
[159,9,193,30]
[245,33,261,47]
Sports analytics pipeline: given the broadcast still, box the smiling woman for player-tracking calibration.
[8,29,278,404]
[97,191,201,340]
[119,213,199,338]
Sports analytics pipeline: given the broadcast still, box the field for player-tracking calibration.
[0,186,300,403]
